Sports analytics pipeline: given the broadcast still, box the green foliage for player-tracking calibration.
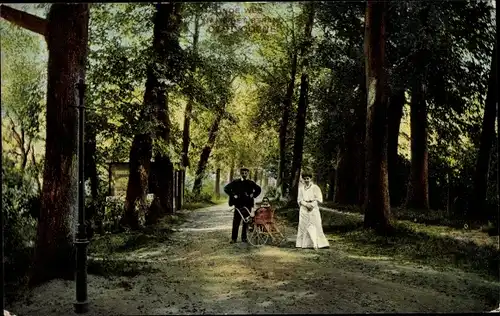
[103,197,126,232]
[265,185,279,199]
[2,156,39,300]
[184,190,213,205]
[87,3,155,165]
[1,14,46,174]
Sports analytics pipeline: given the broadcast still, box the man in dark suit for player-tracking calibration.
[224,167,262,243]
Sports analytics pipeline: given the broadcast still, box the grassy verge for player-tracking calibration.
[275,203,500,280]
[321,201,492,230]
[182,197,228,210]
[88,213,188,277]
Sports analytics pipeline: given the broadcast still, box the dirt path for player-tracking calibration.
[9,204,499,315]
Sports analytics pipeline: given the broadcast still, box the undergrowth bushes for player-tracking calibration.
[3,157,39,302]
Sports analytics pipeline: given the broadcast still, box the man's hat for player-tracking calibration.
[240,166,249,171]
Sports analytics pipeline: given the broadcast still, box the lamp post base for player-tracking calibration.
[74,301,89,314]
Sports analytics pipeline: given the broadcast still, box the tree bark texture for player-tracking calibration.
[181,12,200,169]
[192,103,226,196]
[277,51,298,198]
[215,168,221,199]
[334,112,366,206]
[387,89,406,206]
[363,0,392,232]
[405,76,429,210]
[25,3,89,285]
[327,167,336,201]
[229,162,234,181]
[0,4,47,36]
[289,2,315,204]
[124,3,182,227]
[123,134,151,229]
[471,44,498,221]
[84,125,100,235]
[147,3,183,224]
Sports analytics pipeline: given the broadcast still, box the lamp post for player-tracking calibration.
[74,78,89,314]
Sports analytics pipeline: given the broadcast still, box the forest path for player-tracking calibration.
[10,203,498,315]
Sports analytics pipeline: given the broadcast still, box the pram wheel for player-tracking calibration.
[268,233,287,247]
[248,224,269,246]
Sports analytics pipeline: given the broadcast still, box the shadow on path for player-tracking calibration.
[9,203,499,315]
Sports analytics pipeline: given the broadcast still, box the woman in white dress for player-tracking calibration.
[296,171,330,249]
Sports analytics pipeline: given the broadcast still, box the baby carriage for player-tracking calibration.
[235,198,286,247]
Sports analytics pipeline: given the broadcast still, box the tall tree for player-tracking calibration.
[314,1,366,207]
[289,2,315,202]
[333,75,366,206]
[1,3,90,284]
[405,73,430,210]
[404,5,431,210]
[147,3,184,224]
[181,9,201,171]
[122,3,183,228]
[386,89,406,205]
[471,43,498,220]
[277,50,298,198]
[192,98,229,196]
[362,0,391,232]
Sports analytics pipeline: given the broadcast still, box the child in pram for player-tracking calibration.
[248,197,272,231]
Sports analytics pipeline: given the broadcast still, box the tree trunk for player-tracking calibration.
[327,167,336,201]
[229,162,234,181]
[334,77,367,206]
[146,3,183,225]
[85,125,100,236]
[215,168,221,199]
[277,51,298,198]
[334,150,358,204]
[181,12,200,170]
[334,126,365,205]
[471,44,497,221]
[253,168,258,182]
[20,128,30,171]
[363,0,392,232]
[123,134,151,229]
[192,104,226,196]
[387,89,405,206]
[178,170,185,209]
[357,72,368,207]
[405,77,429,210]
[19,3,89,285]
[289,2,315,204]
[30,145,42,196]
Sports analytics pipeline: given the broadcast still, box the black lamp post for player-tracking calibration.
[74,78,89,314]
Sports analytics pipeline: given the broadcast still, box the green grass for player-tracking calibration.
[89,213,188,255]
[87,258,159,278]
[182,196,228,210]
[89,228,174,255]
[321,201,482,229]
[275,204,500,280]
[88,213,190,277]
